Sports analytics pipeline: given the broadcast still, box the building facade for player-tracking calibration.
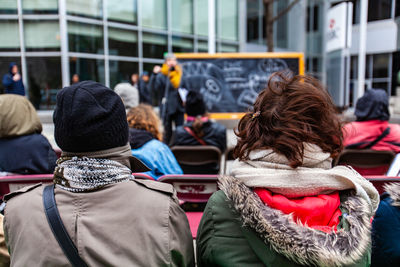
[0,0,240,109]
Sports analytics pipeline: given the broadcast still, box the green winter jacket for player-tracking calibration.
[196,176,372,267]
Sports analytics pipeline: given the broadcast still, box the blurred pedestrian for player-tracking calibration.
[138,71,151,104]
[152,54,185,144]
[114,82,139,111]
[2,62,25,96]
[71,73,80,84]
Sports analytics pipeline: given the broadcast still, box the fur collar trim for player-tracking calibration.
[384,183,400,207]
[219,175,372,267]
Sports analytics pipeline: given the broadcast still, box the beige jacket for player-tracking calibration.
[4,180,194,267]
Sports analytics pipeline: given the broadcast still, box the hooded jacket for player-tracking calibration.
[0,94,57,174]
[371,183,400,267]
[2,63,25,96]
[343,89,400,152]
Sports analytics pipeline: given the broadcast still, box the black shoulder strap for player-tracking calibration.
[43,185,89,267]
[346,127,391,149]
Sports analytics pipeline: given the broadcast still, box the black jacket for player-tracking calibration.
[0,133,57,174]
[152,73,184,116]
[172,121,227,153]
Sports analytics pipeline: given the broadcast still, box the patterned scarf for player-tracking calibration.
[54,156,133,192]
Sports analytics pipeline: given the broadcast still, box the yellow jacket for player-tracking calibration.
[161,63,182,89]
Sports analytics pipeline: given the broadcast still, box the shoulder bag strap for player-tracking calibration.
[184,126,207,146]
[43,184,89,267]
[346,127,391,149]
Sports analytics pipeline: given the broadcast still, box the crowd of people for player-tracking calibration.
[0,58,400,266]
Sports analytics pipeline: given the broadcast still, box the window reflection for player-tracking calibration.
[0,21,20,51]
[108,0,137,24]
[26,57,62,110]
[108,28,138,57]
[218,0,238,41]
[24,21,60,51]
[142,32,167,59]
[66,0,103,19]
[70,57,105,85]
[172,37,194,53]
[0,0,17,14]
[23,0,58,14]
[68,22,104,54]
[109,60,138,89]
[172,0,193,34]
[140,0,167,30]
[0,57,21,94]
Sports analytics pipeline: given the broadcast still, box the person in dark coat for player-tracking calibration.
[172,91,226,174]
[2,63,25,96]
[0,94,57,174]
[371,183,400,267]
[152,54,185,144]
[138,71,152,104]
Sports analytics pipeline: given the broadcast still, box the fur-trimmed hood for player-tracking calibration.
[384,183,400,207]
[219,175,372,267]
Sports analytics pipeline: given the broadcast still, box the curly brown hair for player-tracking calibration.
[234,71,343,168]
[127,104,162,141]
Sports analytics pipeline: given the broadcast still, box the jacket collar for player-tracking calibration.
[219,175,372,267]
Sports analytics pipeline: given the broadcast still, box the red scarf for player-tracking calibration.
[254,189,342,233]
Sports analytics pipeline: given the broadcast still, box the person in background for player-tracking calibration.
[196,72,378,266]
[131,73,139,88]
[3,81,194,266]
[114,82,139,111]
[2,63,25,96]
[0,94,57,174]
[172,91,226,174]
[371,183,400,266]
[343,88,400,152]
[127,104,183,180]
[152,54,185,144]
[71,73,80,84]
[138,71,151,104]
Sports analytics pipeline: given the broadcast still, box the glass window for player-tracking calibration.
[373,53,389,78]
[313,5,319,31]
[0,21,20,51]
[107,0,137,24]
[172,0,193,34]
[195,0,208,36]
[172,37,193,53]
[68,22,104,54]
[109,60,138,89]
[247,0,259,42]
[197,40,208,52]
[140,0,167,30]
[66,0,103,19]
[24,21,60,51]
[0,0,17,14]
[108,27,138,57]
[217,0,238,41]
[368,0,392,22]
[0,57,21,94]
[350,56,358,79]
[372,83,389,91]
[22,0,58,14]
[219,43,238,52]
[70,57,105,84]
[396,0,400,17]
[26,57,62,110]
[142,32,167,59]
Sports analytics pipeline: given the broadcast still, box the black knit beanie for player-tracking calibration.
[185,90,206,117]
[53,81,129,152]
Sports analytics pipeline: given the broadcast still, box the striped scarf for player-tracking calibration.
[54,156,133,192]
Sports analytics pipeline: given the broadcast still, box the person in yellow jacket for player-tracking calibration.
[151,54,185,144]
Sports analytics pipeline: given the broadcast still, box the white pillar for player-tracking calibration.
[208,0,216,54]
[357,0,368,100]
[59,0,70,87]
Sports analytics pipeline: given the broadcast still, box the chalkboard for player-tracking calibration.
[177,53,304,116]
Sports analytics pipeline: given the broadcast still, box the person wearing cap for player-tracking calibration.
[152,54,185,144]
[3,81,195,266]
[343,88,400,152]
[171,91,226,174]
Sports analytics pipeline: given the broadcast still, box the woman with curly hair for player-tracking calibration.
[196,72,379,266]
[127,104,182,179]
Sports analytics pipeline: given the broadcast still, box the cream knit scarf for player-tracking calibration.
[230,144,379,213]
